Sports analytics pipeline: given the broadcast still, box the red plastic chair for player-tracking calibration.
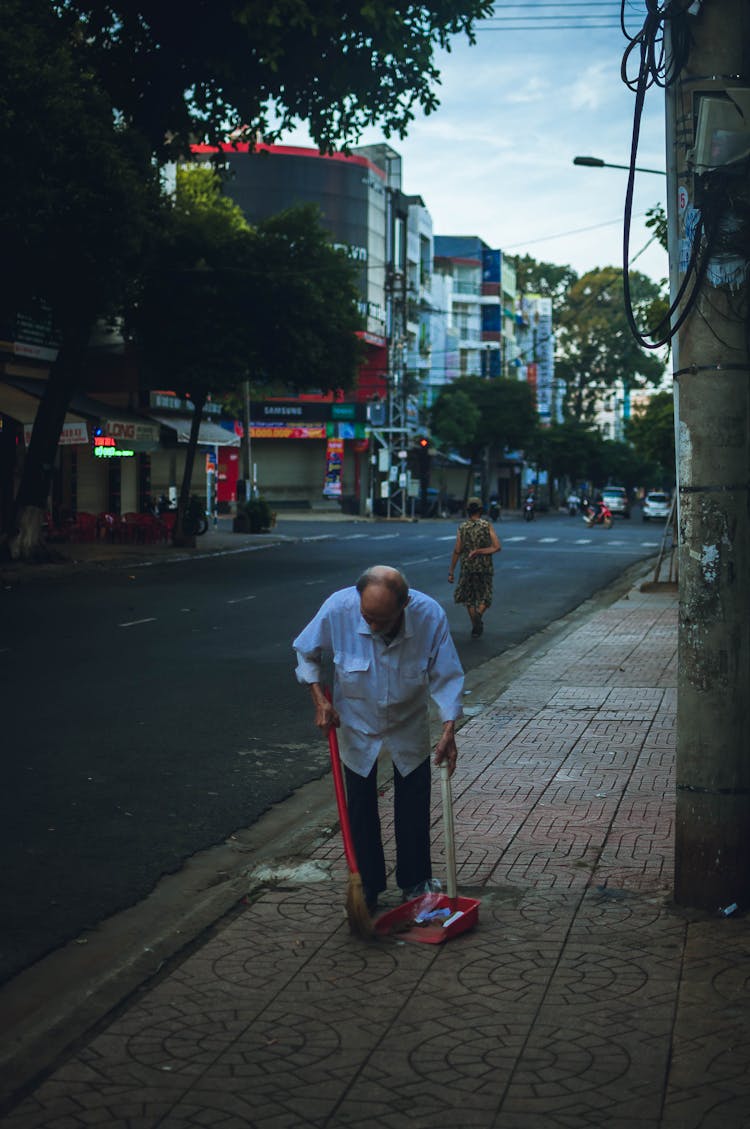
[69,512,97,543]
[159,512,177,541]
[135,514,159,544]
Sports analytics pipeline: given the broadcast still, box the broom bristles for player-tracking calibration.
[346,870,374,938]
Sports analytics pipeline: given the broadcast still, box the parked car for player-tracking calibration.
[601,486,630,518]
[642,491,671,521]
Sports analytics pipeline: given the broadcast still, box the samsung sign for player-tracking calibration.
[251,401,365,423]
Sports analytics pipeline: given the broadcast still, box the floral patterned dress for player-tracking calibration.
[454,517,495,608]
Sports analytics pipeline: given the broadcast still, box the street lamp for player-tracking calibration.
[573,155,666,175]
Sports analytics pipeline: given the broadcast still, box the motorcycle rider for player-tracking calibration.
[587,495,608,525]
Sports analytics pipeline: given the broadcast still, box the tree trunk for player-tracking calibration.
[5,323,89,561]
[172,392,206,548]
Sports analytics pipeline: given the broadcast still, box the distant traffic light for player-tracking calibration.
[415,437,430,484]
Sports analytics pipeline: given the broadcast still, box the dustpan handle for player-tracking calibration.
[440,761,457,899]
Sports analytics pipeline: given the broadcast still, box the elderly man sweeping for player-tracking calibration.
[293,565,464,915]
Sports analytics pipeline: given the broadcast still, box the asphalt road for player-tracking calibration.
[0,509,666,983]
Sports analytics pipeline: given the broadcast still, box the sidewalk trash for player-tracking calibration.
[374,891,480,943]
[374,764,480,944]
[719,902,739,917]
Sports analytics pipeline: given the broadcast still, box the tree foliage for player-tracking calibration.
[430,376,537,500]
[530,419,602,486]
[54,0,495,157]
[554,267,667,421]
[133,169,363,398]
[1,0,160,558]
[511,254,578,305]
[625,389,675,487]
[1,0,159,331]
[128,168,363,541]
[4,0,491,556]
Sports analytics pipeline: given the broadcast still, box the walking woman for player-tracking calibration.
[448,497,501,637]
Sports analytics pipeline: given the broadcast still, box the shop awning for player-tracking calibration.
[150,414,240,447]
[0,378,90,443]
[1,376,160,451]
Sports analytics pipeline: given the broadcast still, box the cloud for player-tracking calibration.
[277,10,669,282]
[568,62,618,111]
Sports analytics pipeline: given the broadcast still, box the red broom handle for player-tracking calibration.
[325,688,359,875]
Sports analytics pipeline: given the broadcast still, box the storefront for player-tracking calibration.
[220,399,371,512]
[0,375,161,519]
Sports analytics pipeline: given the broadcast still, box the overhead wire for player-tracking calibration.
[620,0,713,349]
[477,0,634,30]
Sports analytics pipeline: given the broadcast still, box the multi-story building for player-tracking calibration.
[431,236,518,390]
[513,294,559,426]
[189,140,439,514]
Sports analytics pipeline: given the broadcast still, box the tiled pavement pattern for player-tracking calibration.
[4,584,750,1128]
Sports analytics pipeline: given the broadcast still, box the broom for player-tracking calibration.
[324,688,373,938]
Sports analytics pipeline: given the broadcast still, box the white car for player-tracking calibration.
[642,491,671,521]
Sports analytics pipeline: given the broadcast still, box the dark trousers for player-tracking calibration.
[344,757,432,897]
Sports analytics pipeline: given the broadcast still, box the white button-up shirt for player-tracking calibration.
[293,586,464,777]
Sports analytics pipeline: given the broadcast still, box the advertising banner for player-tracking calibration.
[24,420,88,447]
[249,423,326,439]
[323,438,344,497]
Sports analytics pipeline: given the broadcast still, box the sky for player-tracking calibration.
[279,1,670,288]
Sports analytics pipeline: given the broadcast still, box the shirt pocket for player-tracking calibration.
[398,661,429,695]
[334,653,371,698]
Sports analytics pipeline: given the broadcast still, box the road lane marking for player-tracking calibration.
[371,534,399,540]
[119,617,157,627]
[505,536,527,542]
[437,536,456,541]
[641,541,659,546]
[227,595,257,605]
[402,557,432,565]
[575,539,592,544]
[342,534,369,540]
[539,537,559,543]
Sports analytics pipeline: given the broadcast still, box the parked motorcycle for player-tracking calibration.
[583,500,613,529]
[523,495,535,522]
[489,498,500,522]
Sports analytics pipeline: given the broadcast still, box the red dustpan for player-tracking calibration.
[374,762,480,944]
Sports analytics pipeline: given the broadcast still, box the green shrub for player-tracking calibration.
[240,497,274,532]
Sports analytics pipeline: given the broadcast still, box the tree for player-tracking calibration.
[129,169,362,543]
[595,439,646,494]
[531,419,602,498]
[430,376,537,502]
[57,0,495,157]
[4,0,494,557]
[0,0,160,559]
[511,254,578,305]
[625,389,675,487]
[554,267,667,421]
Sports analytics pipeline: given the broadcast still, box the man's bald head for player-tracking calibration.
[356,566,410,635]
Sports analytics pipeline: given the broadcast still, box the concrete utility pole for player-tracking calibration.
[670,0,750,908]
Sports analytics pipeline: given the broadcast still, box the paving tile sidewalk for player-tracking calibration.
[4,583,750,1128]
